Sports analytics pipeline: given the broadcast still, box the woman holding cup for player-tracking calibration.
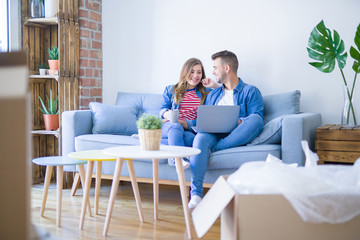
[160,58,215,169]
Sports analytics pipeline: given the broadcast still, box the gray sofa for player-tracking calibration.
[62,90,321,187]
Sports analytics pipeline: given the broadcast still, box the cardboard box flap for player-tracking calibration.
[192,175,236,238]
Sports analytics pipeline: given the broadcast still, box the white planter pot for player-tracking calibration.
[45,0,58,18]
[39,69,46,75]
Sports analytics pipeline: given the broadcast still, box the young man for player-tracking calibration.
[188,50,264,210]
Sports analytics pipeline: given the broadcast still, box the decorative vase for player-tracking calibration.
[341,85,357,126]
[45,0,59,18]
[43,114,59,131]
[30,0,44,18]
[138,129,162,151]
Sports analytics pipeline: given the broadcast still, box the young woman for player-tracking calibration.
[160,58,210,169]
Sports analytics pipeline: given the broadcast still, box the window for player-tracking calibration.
[0,0,20,52]
[0,0,8,52]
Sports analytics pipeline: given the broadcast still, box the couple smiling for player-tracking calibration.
[160,50,264,210]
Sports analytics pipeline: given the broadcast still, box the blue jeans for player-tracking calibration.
[190,114,263,197]
[162,122,195,147]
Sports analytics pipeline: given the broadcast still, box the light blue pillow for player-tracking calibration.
[248,115,285,145]
[89,102,138,135]
[263,90,300,124]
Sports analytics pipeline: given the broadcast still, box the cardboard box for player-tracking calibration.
[192,176,360,240]
[0,52,31,240]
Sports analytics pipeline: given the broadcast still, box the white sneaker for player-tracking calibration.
[188,195,202,210]
[169,158,190,170]
[182,158,190,170]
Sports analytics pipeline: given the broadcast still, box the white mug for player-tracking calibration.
[168,109,179,123]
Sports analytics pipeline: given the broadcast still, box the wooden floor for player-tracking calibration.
[31,180,220,240]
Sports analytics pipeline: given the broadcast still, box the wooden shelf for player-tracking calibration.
[29,74,59,81]
[24,17,58,26]
[31,130,60,138]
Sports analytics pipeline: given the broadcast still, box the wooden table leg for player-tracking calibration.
[41,165,53,217]
[70,172,80,196]
[78,164,92,217]
[175,157,192,239]
[152,158,159,219]
[79,161,94,230]
[103,158,124,237]
[95,161,102,215]
[56,165,63,227]
[127,160,144,223]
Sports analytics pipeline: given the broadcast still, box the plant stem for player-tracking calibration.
[348,72,358,122]
[340,68,357,125]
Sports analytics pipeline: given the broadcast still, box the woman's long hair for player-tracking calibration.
[172,58,207,104]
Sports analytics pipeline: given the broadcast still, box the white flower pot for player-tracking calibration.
[39,69,46,75]
[45,0,58,18]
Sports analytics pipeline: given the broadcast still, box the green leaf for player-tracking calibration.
[38,90,59,115]
[354,24,360,51]
[38,96,49,114]
[350,24,360,73]
[307,20,348,73]
[353,61,360,73]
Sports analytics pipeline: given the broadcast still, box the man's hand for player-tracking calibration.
[202,78,221,88]
[178,120,188,129]
[238,119,242,125]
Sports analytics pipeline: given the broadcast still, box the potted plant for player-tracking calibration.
[307,21,360,125]
[48,46,59,75]
[38,89,59,131]
[136,113,162,151]
[38,63,48,75]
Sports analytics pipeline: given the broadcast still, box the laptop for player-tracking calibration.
[192,105,240,133]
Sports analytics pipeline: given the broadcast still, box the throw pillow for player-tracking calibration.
[263,90,301,124]
[89,102,138,135]
[248,115,285,145]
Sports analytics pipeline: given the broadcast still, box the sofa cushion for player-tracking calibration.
[89,102,138,135]
[247,115,285,145]
[207,144,281,170]
[75,134,168,164]
[115,92,163,117]
[263,90,301,124]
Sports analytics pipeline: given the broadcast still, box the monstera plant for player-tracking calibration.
[307,20,360,125]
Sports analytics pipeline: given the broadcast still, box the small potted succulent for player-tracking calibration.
[47,46,59,75]
[38,89,59,131]
[38,63,48,75]
[136,113,162,151]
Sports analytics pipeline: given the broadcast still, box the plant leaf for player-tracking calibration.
[38,96,49,114]
[350,24,360,73]
[354,24,360,51]
[307,20,347,73]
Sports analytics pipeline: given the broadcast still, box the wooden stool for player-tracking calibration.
[32,156,89,227]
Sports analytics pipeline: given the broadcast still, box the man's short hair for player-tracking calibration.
[211,50,238,73]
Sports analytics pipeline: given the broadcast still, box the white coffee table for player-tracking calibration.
[102,145,201,239]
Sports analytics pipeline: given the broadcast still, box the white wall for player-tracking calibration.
[103,0,360,124]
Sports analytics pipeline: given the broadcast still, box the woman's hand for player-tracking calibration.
[178,120,188,129]
[202,78,221,88]
[163,110,170,120]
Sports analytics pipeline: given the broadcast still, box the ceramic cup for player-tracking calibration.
[168,109,179,123]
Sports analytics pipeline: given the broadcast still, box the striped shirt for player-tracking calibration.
[179,89,201,120]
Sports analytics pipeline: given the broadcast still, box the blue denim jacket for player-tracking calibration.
[205,78,264,122]
[160,84,210,129]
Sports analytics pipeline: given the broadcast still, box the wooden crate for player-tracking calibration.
[315,124,360,164]
[22,0,79,184]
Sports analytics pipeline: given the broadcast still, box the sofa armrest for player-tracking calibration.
[62,110,92,156]
[281,112,322,166]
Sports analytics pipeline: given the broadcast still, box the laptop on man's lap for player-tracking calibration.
[192,105,240,133]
